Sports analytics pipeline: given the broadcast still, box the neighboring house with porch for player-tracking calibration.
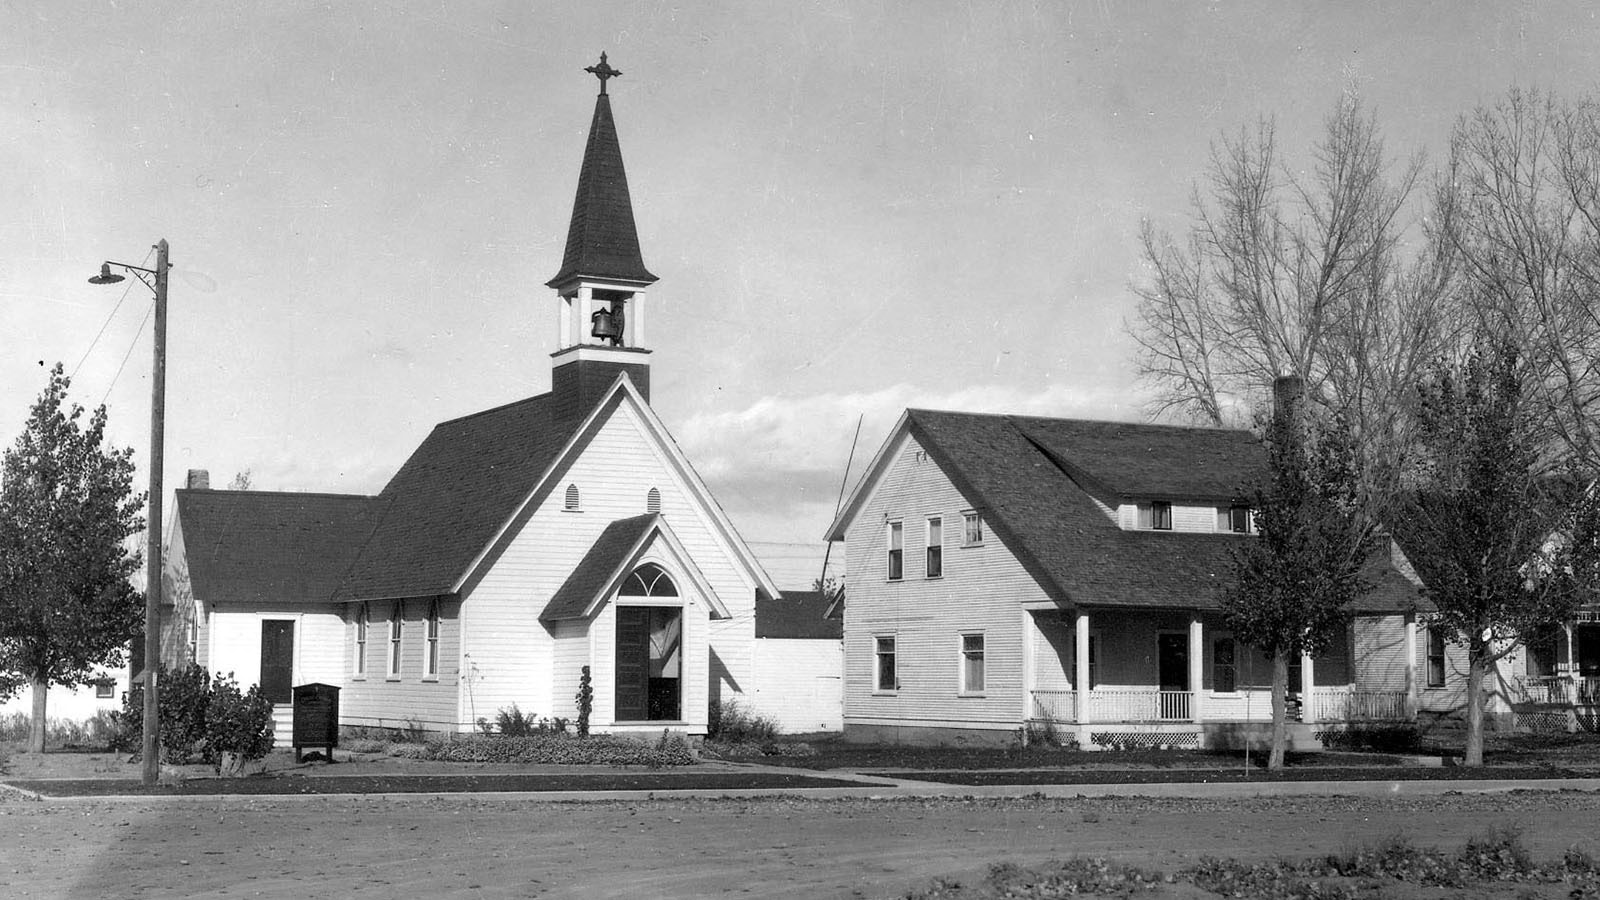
[825,408,1426,749]
[160,61,780,742]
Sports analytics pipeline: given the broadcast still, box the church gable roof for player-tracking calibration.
[541,513,729,621]
[336,393,580,601]
[175,489,380,607]
[546,91,657,288]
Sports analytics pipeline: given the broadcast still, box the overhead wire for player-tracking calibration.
[72,246,156,381]
[101,298,155,407]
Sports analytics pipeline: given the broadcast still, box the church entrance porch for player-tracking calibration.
[614,605,681,721]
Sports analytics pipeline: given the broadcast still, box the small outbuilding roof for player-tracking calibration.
[755,590,842,640]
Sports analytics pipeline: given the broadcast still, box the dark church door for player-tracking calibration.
[614,608,651,721]
[260,620,295,704]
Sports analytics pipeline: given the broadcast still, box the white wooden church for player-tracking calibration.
[160,57,788,738]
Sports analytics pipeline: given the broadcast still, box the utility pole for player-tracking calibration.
[90,239,169,787]
[143,238,167,787]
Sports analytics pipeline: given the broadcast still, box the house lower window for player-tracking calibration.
[1213,637,1237,693]
[960,633,985,693]
[1427,629,1446,688]
[875,636,897,691]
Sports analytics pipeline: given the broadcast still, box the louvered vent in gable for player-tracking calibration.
[647,487,661,514]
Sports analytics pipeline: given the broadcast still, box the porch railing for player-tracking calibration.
[1027,690,1193,722]
[1513,675,1600,706]
[1030,689,1076,723]
[1310,688,1409,722]
[1086,689,1192,723]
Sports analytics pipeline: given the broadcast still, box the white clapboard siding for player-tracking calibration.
[340,599,460,732]
[1353,615,1409,691]
[458,400,755,733]
[844,432,1045,730]
[751,638,843,733]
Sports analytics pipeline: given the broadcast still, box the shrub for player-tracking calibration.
[575,666,593,737]
[112,664,215,762]
[707,698,778,743]
[496,704,536,737]
[1320,724,1421,753]
[203,673,274,774]
[420,732,696,767]
[343,737,390,754]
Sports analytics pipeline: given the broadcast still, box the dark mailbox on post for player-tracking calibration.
[292,682,340,762]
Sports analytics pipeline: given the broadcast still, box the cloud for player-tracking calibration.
[679,381,1154,542]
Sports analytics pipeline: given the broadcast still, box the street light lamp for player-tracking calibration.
[90,238,169,788]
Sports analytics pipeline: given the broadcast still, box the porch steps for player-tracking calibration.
[270,705,293,748]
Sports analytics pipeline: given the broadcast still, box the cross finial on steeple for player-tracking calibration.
[585,52,622,96]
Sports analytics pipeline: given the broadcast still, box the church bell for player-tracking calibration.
[590,306,623,344]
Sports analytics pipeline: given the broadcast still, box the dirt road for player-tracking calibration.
[2,790,1596,899]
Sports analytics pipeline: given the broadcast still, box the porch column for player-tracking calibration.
[1075,610,1091,724]
[578,286,594,345]
[1188,615,1204,723]
[1404,613,1419,718]
[1299,652,1316,724]
[1565,624,1576,676]
[632,290,646,347]
[557,293,572,349]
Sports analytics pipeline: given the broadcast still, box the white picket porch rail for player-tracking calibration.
[1309,688,1409,722]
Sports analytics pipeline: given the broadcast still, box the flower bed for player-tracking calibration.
[410,732,697,767]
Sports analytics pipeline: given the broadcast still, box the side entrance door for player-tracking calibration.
[260,620,295,705]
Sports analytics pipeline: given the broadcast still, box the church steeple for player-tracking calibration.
[549,53,655,419]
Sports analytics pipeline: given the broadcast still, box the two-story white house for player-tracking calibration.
[826,406,1427,749]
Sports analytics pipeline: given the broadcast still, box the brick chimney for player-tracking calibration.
[186,469,210,490]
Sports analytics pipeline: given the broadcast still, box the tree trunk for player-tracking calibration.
[28,677,48,754]
[1464,644,1487,767]
[1269,652,1288,770]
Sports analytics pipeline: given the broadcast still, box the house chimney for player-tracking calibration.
[1272,374,1305,426]
[186,469,210,490]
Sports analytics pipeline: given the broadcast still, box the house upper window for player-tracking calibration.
[962,511,983,546]
[425,602,441,678]
[887,522,904,581]
[1150,501,1172,530]
[387,604,404,678]
[1213,637,1237,693]
[564,483,581,511]
[875,636,897,691]
[355,604,369,677]
[646,487,661,514]
[960,633,985,693]
[1427,629,1446,688]
[188,618,198,661]
[926,517,943,578]
[1229,505,1251,534]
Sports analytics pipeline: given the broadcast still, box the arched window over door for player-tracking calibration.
[615,563,682,722]
[621,562,677,597]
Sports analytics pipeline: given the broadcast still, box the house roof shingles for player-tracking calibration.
[755,590,842,640]
[174,489,381,607]
[336,394,581,601]
[901,409,1417,614]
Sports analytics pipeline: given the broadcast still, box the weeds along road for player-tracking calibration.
[2,791,1597,899]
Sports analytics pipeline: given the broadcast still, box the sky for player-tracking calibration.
[5,1,1600,548]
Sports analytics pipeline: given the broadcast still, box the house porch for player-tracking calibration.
[1025,608,1418,749]
[1508,614,1600,732]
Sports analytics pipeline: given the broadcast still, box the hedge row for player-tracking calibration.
[419,732,696,767]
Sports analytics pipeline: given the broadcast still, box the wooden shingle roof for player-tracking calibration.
[174,489,381,606]
[335,394,580,601]
[545,92,657,288]
[854,409,1414,614]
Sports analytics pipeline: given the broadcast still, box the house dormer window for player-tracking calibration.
[564,483,581,511]
[1140,501,1172,530]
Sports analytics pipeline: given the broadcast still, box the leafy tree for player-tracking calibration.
[0,364,144,753]
[1221,379,1378,769]
[1392,342,1600,765]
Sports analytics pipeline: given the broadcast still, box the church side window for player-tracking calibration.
[354,604,368,678]
[425,602,441,678]
[387,603,404,678]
